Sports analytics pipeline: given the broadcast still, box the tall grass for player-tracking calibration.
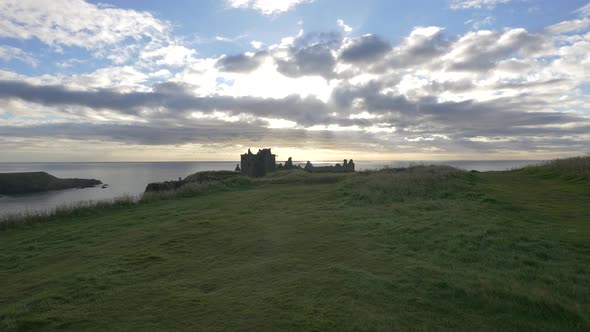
[519,155,590,178]
[0,194,137,230]
[343,165,473,203]
[544,155,590,176]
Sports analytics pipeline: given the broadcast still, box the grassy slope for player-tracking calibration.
[1,170,589,331]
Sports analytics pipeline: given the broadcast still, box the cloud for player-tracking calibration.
[337,19,353,33]
[465,16,495,29]
[441,28,546,72]
[251,40,264,49]
[575,3,590,17]
[216,52,267,73]
[64,66,156,91]
[0,46,37,66]
[450,0,514,10]
[2,4,590,159]
[546,3,590,34]
[546,17,590,34]
[0,80,334,125]
[339,34,392,63]
[257,31,343,79]
[0,0,170,50]
[225,0,315,15]
[276,44,337,78]
[0,122,386,151]
[1,77,588,155]
[140,45,197,67]
[375,26,449,70]
[215,34,247,43]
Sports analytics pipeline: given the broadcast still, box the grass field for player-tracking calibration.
[1,160,589,331]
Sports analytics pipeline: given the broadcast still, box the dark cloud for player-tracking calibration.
[151,81,195,95]
[276,44,336,78]
[0,80,333,126]
[330,80,586,140]
[216,51,267,73]
[446,29,546,72]
[0,121,385,151]
[339,34,392,63]
[274,31,342,79]
[1,75,588,155]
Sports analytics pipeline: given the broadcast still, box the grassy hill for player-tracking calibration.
[0,172,102,195]
[1,159,589,330]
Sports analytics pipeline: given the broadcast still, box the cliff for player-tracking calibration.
[145,170,240,192]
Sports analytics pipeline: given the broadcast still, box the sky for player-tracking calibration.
[0,0,589,161]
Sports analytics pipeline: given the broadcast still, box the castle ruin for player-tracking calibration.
[240,148,355,177]
[304,159,355,173]
[240,148,277,177]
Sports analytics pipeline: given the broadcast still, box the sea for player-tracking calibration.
[0,160,542,216]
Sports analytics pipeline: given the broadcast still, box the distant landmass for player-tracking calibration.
[0,171,102,195]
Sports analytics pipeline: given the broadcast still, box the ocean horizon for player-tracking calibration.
[0,160,542,216]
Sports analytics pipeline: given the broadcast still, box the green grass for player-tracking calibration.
[517,155,590,179]
[345,165,474,203]
[1,164,589,331]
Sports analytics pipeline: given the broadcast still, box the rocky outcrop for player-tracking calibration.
[144,180,185,192]
[304,159,355,173]
[0,172,102,195]
[144,170,240,192]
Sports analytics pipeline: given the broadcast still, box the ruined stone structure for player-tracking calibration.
[278,157,301,170]
[240,148,277,177]
[239,148,354,177]
[304,159,355,173]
